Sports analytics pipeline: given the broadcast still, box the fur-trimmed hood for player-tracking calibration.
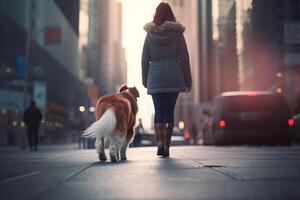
[143,21,185,34]
[143,21,185,45]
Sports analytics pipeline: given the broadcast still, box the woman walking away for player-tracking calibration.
[142,2,192,157]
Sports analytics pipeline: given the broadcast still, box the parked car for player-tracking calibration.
[139,131,155,147]
[293,113,300,142]
[203,91,294,145]
[171,127,190,146]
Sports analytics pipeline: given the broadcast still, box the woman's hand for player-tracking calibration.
[185,86,191,93]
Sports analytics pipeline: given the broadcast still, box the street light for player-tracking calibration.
[276,72,282,78]
[6,67,12,73]
[12,121,17,127]
[179,121,185,130]
[89,106,95,113]
[276,88,282,93]
[79,106,85,112]
[20,122,25,127]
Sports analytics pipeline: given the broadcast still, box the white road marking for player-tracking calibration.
[0,171,41,184]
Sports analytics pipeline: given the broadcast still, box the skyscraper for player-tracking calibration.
[213,0,239,93]
[236,0,300,109]
[0,0,84,144]
[199,0,215,102]
[87,0,109,95]
[87,0,127,96]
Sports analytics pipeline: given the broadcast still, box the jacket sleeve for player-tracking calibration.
[141,34,151,88]
[178,34,192,88]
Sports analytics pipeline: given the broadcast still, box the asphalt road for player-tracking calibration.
[1,144,300,200]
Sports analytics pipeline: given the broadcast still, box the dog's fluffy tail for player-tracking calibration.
[82,109,117,139]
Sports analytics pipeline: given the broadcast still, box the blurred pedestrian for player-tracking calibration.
[23,100,43,151]
[190,122,198,145]
[7,111,16,146]
[133,118,144,147]
[142,2,192,157]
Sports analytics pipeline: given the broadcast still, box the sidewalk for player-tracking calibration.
[0,145,300,200]
[0,143,78,152]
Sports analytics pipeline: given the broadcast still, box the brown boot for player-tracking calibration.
[160,123,167,157]
[163,123,174,157]
[154,123,164,156]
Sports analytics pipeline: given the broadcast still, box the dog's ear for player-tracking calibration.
[130,87,140,98]
[119,84,128,93]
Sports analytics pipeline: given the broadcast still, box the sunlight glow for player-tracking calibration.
[212,0,219,40]
[122,0,160,129]
[79,0,89,48]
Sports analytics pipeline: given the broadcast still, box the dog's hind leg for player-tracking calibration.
[120,141,129,161]
[120,128,134,160]
[109,133,119,163]
[96,137,107,161]
[119,136,127,161]
[116,134,124,161]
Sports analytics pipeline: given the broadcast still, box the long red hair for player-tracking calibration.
[153,2,176,26]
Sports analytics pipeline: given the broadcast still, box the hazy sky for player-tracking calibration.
[122,0,160,129]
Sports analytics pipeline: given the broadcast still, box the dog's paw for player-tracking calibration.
[98,153,107,161]
[120,152,127,160]
[110,155,118,163]
[120,156,127,161]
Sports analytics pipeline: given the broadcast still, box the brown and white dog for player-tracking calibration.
[83,84,139,162]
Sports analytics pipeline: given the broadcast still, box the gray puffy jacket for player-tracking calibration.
[142,21,192,94]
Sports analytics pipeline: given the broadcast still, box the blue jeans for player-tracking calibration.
[151,93,179,123]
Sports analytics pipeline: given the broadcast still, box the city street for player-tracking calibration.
[1,1,300,199]
[1,145,300,200]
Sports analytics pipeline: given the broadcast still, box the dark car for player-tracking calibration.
[293,113,300,142]
[139,132,156,147]
[171,127,190,146]
[203,91,295,145]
